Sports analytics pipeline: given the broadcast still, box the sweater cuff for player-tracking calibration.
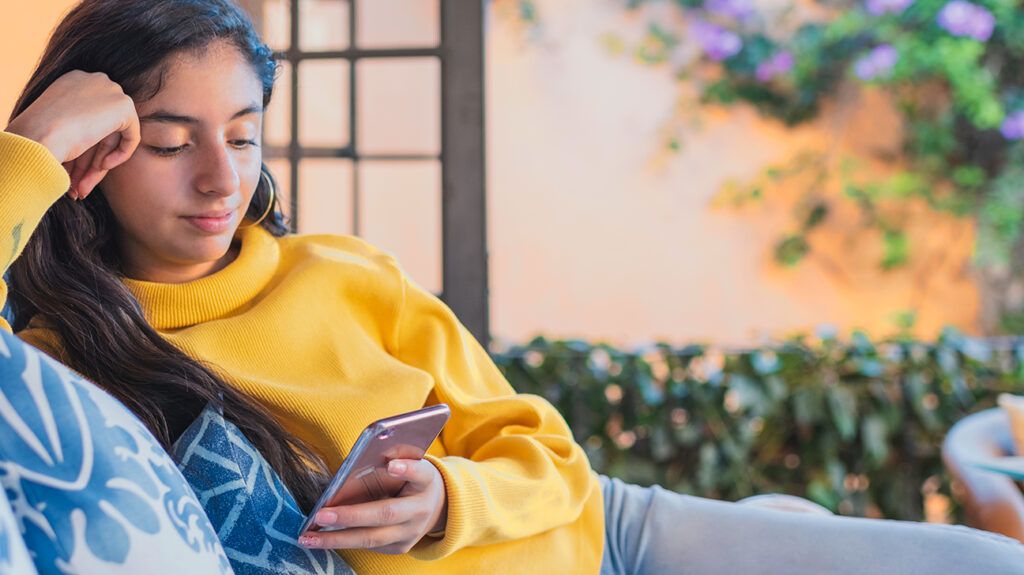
[409,454,483,560]
[0,132,70,241]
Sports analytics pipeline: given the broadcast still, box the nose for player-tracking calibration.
[193,141,240,198]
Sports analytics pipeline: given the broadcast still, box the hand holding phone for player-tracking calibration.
[297,404,451,553]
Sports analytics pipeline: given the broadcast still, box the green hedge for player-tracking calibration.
[491,328,1024,522]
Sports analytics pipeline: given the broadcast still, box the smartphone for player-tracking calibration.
[298,403,451,535]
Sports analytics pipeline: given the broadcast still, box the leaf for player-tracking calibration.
[793,386,825,427]
[861,415,889,465]
[517,0,538,24]
[826,385,858,441]
[728,373,768,413]
[802,202,829,230]
[851,331,875,353]
[881,229,909,270]
[937,346,959,374]
[952,166,986,190]
[856,358,885,378]
[959,338,992,363]
[890,310,917,332]
[775,234,810,267]
[881,172,927,199]
[751,351,781,375]
[807,478,838,511]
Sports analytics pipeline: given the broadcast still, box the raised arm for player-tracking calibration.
[0,70,140,331]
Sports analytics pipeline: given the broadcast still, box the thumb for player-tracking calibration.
[387,459,435,489]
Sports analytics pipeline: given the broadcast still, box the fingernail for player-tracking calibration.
[315,511,337,526]
[299,535,319,547]
[389,461,407,475]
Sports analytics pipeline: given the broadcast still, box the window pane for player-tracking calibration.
[358,160,442,293]
[264,159,292,222]
[356,58,440,155]
[262,0,290,51]
[264,61,291,147]
[300,0,350,52]
[357,0,439,49]
[298,159,354,235]
[299,59,350,148]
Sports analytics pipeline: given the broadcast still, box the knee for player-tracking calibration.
[736,494,834,516]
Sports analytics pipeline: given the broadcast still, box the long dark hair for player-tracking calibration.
[7,0,328,510]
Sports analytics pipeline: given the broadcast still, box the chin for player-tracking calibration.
[179,237,234,264]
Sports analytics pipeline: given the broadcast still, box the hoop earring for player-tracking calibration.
[238,170,276,229]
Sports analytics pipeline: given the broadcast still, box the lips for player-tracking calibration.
[186,209,234,219]
[182,210,235,233]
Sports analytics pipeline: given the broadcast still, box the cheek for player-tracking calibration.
[100,157,186,222]
[240,158,262,204]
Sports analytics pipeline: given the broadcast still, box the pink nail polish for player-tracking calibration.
[299,535,318,547]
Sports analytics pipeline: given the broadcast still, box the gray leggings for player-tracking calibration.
[598,474,1024,574]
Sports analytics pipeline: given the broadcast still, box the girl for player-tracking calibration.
[2,1,1021,573]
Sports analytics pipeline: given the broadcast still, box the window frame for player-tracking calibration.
[241,0,489,347]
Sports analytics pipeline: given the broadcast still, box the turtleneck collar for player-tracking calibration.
[122,225,281,331]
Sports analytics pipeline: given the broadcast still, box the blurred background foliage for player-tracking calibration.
[506,0,1024,332]
[494,329,1023,522]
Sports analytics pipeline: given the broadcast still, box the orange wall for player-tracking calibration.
[0,1,77,122]
[485,0,978,346]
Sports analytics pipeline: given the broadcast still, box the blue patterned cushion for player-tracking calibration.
[0,329,232,574]
[0,472,37,575]
[172,404,354,575]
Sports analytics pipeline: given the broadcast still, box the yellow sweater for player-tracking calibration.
[0,131,605,574]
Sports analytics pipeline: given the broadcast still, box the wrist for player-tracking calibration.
[6,119,64,162]
[426,501,447,538]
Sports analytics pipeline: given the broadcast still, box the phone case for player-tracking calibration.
[298,403,451,535]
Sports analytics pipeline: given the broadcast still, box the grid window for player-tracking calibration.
[242,0,488,344]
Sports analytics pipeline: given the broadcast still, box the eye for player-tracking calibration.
[148,144,188,157]
[231,139,259,149]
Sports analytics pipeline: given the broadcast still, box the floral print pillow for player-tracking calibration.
[0,329,232,574]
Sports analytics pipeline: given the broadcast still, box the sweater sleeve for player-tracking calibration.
[386,268,596,560]
[0,132,72,333]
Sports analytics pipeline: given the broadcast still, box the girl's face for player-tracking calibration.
[100,40,265,283]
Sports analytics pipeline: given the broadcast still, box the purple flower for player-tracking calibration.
[865,0,914,16]
[692,21,743,61]
[1001,111,1024,140]
[937,1,996,41]
[854,44,899,81]
[705,0,755,20]
[755,51,795,82]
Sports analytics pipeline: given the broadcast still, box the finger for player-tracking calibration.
[101,109,140,170]
[90,132,119,173]
[387,458,436,488]
[62,161,76,199]
[69,147,98,200]
[77,167,110,199]
[68,158,86,199]
[314,495,422,529]
[299,524,412,553]
[70,146,96,185]
[79,134,119,198]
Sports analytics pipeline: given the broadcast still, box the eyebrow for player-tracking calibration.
[139,103,263,125]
